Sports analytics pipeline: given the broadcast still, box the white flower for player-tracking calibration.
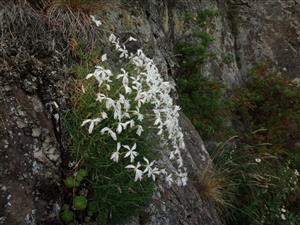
[101,54,107,62]
[110,151,119,162]
[132,107,144,121]
[117,142,121,151]
[143,157,158,181]
[81,118,102,134]
[86,66,112,87]
[132,56,144,68]
[166,174,174,186]
[136,125,143,136]
[90,15,102,26]
[101,127,117,141]
[295,169,299,176]
[101,112,108,119]
[109,33,117,43]
[169,151,175,160]
[119,94,131,111]
[128,36,137,42]
[118,45,128,58]
[105,98,115,110]
[96,93,106,102]
[124,85,132,94]
[116,123,123,134]
[126,162,143,181]
[121,120,135,129]
[255,158,262,163]
[176,170,188,186]
[124,143,138,163]
[117,68,128,81]
[281,214,286,220]
[111,143,122,162]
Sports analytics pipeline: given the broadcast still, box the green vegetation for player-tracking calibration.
[63,169,88,189]
[223,54,235,65]
[177,74,229,139]
[176,9,300,224]
[214,67,300,224]
[63,43,154,225]
[176,10,230,140]
[180,63,300,224]
[73,196,88,210]
[212,131,300,225]
[232,66,300,161]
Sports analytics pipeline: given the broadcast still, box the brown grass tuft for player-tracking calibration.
[195,171,226,206]
[42,0,116,49]
[46,0,107,15]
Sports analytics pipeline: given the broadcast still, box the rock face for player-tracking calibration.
[0,86,61,225]
[0,0,299,224]
[0,3,69,224]
[233,0,300,79]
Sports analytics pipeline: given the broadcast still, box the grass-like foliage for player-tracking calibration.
[195,170,226,207]
[211,132,300,225]
[47,0,104,14]
[225,65,300,224]
[64,18,187,224]
[43,0,111,49]
[0,1,68,53]
[65,69,154,224]
[210,67,300,224]
[64,44,154,224]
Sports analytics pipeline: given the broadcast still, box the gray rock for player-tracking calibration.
[231,0,300,80]
[32,128,41,138]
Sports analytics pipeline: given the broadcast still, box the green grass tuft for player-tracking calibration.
[63,44,154,224]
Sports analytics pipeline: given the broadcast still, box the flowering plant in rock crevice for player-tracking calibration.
[80,16,187,186]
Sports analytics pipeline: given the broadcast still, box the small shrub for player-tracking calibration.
[177,74,230,139]
[176,10,230,140]
[232,67,300,168]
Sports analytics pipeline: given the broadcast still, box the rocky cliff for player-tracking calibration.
[0,0,299,224]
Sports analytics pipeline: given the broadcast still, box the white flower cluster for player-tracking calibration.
[82,16,187,186]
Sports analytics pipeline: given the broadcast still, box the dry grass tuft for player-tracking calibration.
[43,1,98,46]
[46,0,106,14]
[195,171,226,206]
[43,0,114,45]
